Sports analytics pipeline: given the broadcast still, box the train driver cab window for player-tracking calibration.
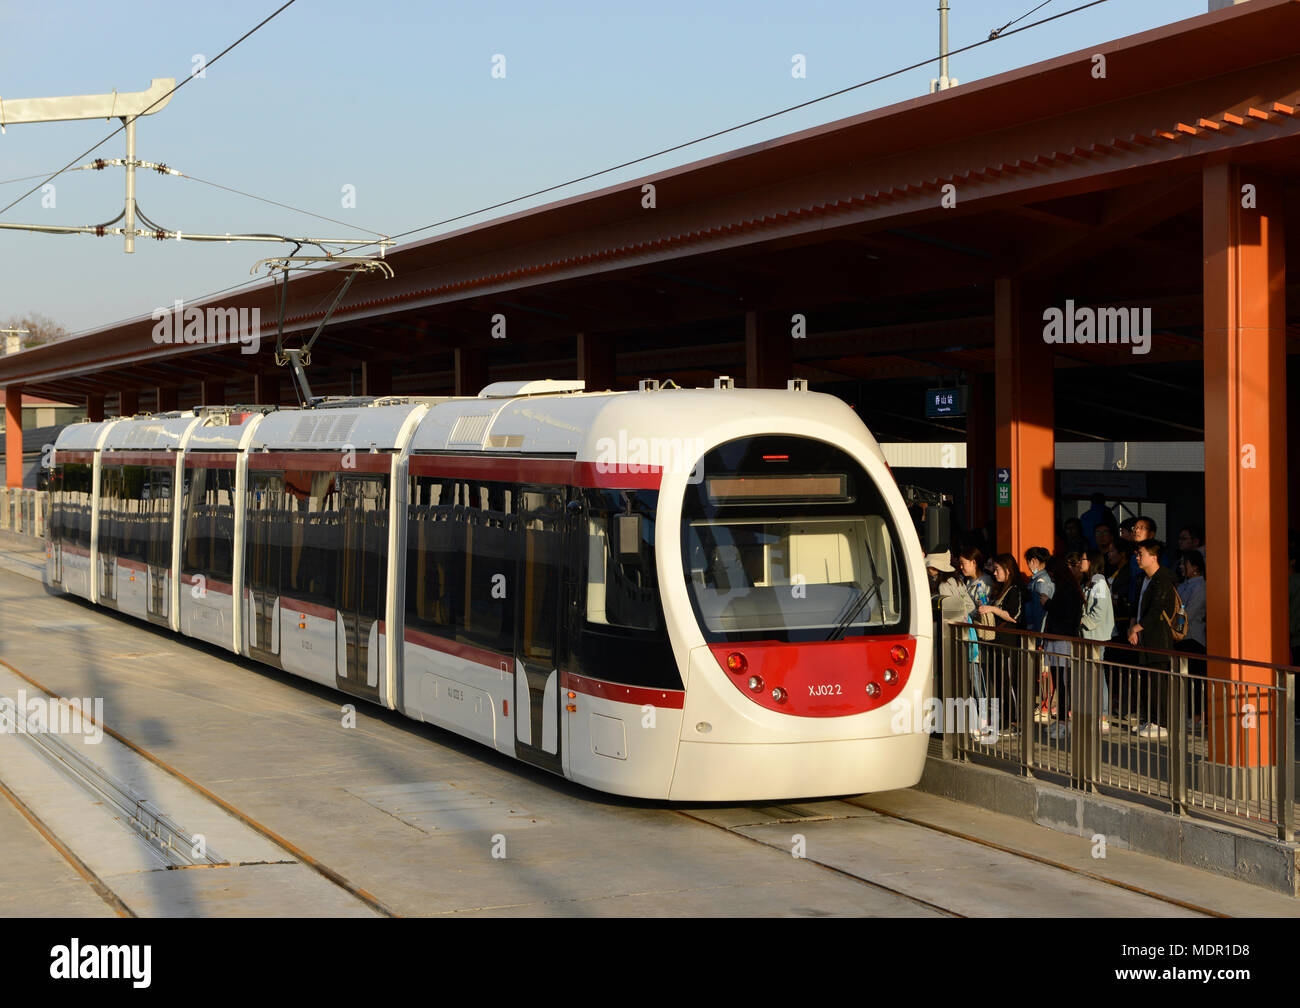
[682,436,907,643]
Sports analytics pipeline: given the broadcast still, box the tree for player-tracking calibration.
[1,312,68,349]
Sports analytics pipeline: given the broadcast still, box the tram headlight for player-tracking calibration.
[865,682,881,698]
[883,668,898,683]
[747,675,764,693]
[890,644,909,664]
[726,652,748,674]
[771,687,787,703]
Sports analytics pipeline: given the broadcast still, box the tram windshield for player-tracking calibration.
[682,436,906,643]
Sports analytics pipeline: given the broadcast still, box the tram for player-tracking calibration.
[46,379,931,800]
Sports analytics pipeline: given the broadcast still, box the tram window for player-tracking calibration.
[52,462,93,550]
[147,467,173,569]
[99,466,123,558]
[280,471,339,608]
[406,475,461,634]
[571,489,679,690]
[406,476,514,653]
[245,472,285,598]
[682,435,910,643]
[184,468,236,583]
[585,490,660,632]
[114,465,150,564]
[685,517,900,635]
[463,481,515,654]
[338,477,388,621]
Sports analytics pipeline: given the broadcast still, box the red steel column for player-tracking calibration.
[1203,164,1288,768]
[994,277,1055,558]
[1289,356,1300,535]
[119,389,140,417]
[454,347,487,397]
[745,310,791,389]
[86,393,104,422]
[5,385,22,489]
[362,361,392,398]
[155,386,178,413]
[201,379,225,406]
[254,372,281,406]
[577,331,616,390]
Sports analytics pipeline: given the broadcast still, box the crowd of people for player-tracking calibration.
[925,493,1215,744]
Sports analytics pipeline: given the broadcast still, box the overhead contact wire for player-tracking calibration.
[345,0,1111,254]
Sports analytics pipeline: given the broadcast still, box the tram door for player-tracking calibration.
[337,476,387,703]
[513,486,566,773]
[246,473,283,658]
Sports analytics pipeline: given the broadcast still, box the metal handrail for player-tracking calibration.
[952,618,1300,675]
[937,618,1296,842]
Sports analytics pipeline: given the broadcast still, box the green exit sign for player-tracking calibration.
[997,484,1011,507]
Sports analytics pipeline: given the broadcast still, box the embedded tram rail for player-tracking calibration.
[2,557,1295,918]
[0,658,396,918]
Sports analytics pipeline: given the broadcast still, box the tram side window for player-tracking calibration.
[147,466,174,569]
[99,466,123,558]
[185,468,236,584]
[111,465,147,564]
[245,472,285,598]
[462,480,516,654]
[406,476,459,634]
[573,489,679,691]
[338,476,388,623]
[53,462,93,550]
[405,476,516,654]
[584,490,660,632]
[281,470,338,608]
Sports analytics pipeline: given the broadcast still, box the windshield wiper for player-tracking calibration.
[827,576,884,641]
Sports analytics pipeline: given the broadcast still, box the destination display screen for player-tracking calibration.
[706,474,849,504]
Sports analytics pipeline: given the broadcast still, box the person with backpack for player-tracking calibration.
[1127,539,1180,739]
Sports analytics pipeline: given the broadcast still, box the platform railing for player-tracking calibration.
[0,488,48,539]
[938,620,1296,842]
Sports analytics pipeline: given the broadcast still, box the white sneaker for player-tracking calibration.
[1099,719,1111,731]
[1135,723,1168,739]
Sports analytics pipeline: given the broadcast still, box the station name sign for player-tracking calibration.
[925,386,967,418]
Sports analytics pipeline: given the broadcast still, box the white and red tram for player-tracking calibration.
[47,380,930,800]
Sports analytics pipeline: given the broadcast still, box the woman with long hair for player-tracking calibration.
[977,553,1025,734]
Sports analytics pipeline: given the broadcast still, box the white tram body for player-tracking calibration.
[47,381,931,800]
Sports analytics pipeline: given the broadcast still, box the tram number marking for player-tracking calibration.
[808,684,842,696]
[447,687,465,702]
[300,639,312,651]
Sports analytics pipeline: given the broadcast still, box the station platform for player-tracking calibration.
[0,538,1296,918]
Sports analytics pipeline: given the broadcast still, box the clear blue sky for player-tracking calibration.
[0,0,1208,335]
